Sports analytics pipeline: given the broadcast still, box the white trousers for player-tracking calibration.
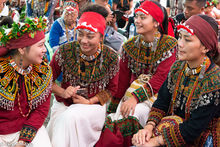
[108,99,153,127]
[0,126,52,147]
[47,99,106,147]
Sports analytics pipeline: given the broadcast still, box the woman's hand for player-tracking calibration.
[14,140,26,147]
[72,94,90,104]
[120,96,138,118]
[133,136,164,147]
[63,86,80,99]
[132,124,154,145]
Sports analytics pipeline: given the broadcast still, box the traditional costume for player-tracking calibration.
[97,1,177,146]
[47,11,120,147]
[148,15,220,146]
[0,17,52,146]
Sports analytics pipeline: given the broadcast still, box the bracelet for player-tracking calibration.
[145,122,156,129]
[156,136,162,146]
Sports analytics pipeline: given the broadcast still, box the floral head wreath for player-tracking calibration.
[205,1,214,8]
[0,17,47,46]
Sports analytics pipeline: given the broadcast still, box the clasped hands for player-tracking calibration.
[132,122,164,147]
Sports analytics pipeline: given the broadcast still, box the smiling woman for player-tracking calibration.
[46,3,120,147]
[97,1,177,146]
[0,17,52,147]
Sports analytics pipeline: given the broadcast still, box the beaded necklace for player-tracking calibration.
[78,58,97,87]
[185,65,202,76]
[16,76,33,117]
[80,48,101,61]
[10,58,34,117]
[65,23,76,43]
[136,32,160,77]
[170,57,211,119]
[76,44,103,97]
[10,59,32,75]
[10,63,34,117]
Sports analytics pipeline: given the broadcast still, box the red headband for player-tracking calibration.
[75,12,106,35]
[177,15,219,57]
[0,31,45,57]
[135,1,164,25]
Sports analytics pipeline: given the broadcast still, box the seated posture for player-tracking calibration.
[46,4,120,147]
[132,14,220,147]
[49,1,78,52]
[0,17,52,147]
[97,1,177,146]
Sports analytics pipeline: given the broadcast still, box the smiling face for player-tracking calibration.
[77,29,103,56]
[134,12,158,35]
[177,31,208,61]
[21,39,47,66]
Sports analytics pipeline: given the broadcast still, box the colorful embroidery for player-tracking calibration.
[19,124,37,143]
[55,41,119,96]
[107,97,121,113]
[0,56,52,110]
[147,107,166,125]
[132,83,153,102]
[153,115,184,137]
[104,115,143,137]
[195,117,220,147]
[161,122,186,146]
[167,60,220,116]
[122,35,177,75]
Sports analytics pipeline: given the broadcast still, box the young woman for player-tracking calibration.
[132,14,219,147]
[98,1,177,146]
[46,4,120,147]
[0,17,52,147]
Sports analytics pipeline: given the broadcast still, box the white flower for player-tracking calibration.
[4,28,12,35]
[19,22,25,29]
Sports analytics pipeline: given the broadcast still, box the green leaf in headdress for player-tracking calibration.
[30,32,35,38]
